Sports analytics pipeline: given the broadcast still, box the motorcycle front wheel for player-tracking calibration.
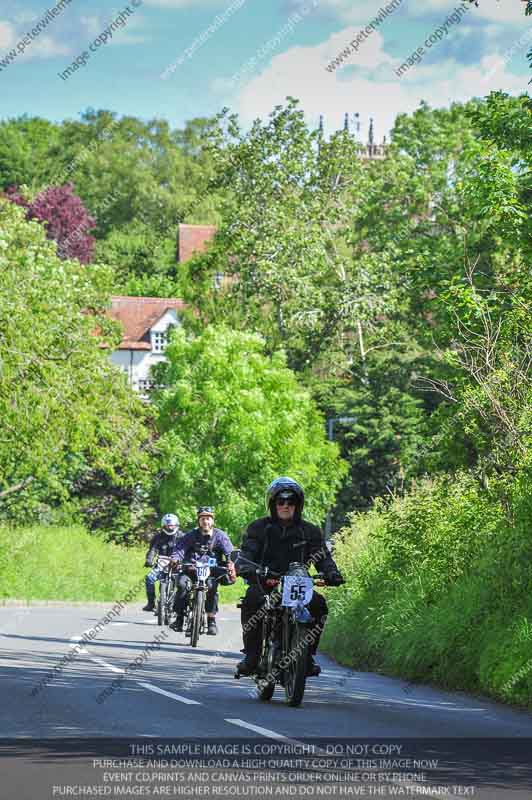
[157,581,166,627]
[283,615,308,707]
[257,640,278,701]
[190,590,205,648]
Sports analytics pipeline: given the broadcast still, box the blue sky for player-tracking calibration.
[0,0,530,139]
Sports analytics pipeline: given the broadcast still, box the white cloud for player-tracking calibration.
[0,19,70,59]
[0,20,16,49]
[216,26,528,139]
[78,13,148,47]
[28,35,70,58]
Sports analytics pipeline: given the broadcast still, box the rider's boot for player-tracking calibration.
[170,615,184,632]
[143,590,155,612]
[236,627,261,675]
[236,654,259,676]
[306,654,321,677]
[207,618,218,635]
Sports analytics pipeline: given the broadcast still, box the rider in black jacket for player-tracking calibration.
[143,513,182,611]
[236,477,344,676]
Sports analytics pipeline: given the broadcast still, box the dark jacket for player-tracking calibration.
[145,531,182,567]
[171,527,233,566]
[238,516,338,579]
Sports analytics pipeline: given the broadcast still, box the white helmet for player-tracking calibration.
[161,513,179,535]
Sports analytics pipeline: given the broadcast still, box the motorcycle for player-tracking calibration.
[181,547,227,647]
[155,556,180,627]
[234,553,326,707]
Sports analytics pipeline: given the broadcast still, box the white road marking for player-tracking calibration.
[90,656,125,674]
[341,693,485,712]
[69,636,89,655]
[137,681,202,705]
[225,719,297,741]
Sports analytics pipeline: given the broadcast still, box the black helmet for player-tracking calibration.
[266,477,304,517]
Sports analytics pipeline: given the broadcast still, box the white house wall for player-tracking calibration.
[110,350,168,391]
[151,309,179,333]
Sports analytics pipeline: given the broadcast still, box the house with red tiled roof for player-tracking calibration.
[178,223,217,263]
[108,296,186,395]
[108,224,218,396]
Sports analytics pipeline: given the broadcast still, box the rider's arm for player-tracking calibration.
[170,531,193,563]
[236,519,264,580]
[215,530,237,579]
[216,529,235,559]
[145,533,159,567]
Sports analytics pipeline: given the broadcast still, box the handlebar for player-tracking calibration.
[235,553,341,587]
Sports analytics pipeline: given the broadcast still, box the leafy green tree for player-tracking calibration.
[154,326,347,538]
[0,199,153,528]
[94,220,179,294]
[182,100,396,375]
[0,116,62,191]
[53,110,224,238]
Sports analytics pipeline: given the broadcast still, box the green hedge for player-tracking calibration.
[322,471,532,707]
[0,525,244,606]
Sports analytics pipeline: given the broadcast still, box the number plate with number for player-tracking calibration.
[196,564,210,580]
[281,576,313,607]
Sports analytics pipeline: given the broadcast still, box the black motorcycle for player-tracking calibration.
[235,555,326,707]
[156,556,180,627]
[181,547,228,647]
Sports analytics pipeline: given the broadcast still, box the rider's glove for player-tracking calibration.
[144,561,152,568]
[226,560,237,583]
[325,570,345,586]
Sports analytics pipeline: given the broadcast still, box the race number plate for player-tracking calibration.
[196,563,211,580]
[281,576,313,607]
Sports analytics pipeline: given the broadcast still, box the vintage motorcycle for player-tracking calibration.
[181,548,227,647]
[234,553,326,707]
[155,556,180,628]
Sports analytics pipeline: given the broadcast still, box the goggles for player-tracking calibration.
[276,494,297,507]
[197,506,214,517]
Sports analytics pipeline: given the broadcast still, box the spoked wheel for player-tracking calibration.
[283,616,308,707]
[256,639,277,701]
[157,581,166,627]
[165,580,176,627]
[190,590,205,648]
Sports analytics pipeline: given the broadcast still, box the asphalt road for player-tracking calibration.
[1,603,532,800]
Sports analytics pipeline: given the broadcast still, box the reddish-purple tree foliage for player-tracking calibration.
[27,183,96,264]
[3,185,29,209]
[3,183,96,264]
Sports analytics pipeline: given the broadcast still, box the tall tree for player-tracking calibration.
[153,325,347,537]
[0,199,152,524]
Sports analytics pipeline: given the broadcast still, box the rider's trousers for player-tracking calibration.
[240,584,328,660]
